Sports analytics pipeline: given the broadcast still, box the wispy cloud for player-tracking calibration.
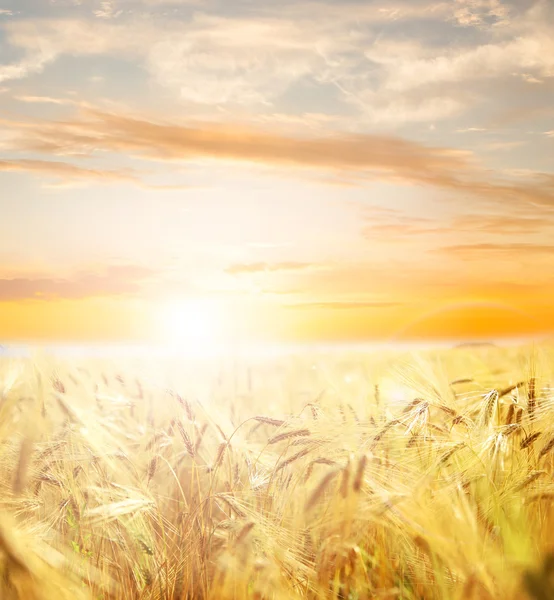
[440,242,554,257]
[252,261,445,298]
[225,262,319,275]
[450,0,511,28]
[1,105,469,173]
[451,214,553,234]
[457,127,488,133]
[481,141,526,152]
[285,301,403,310]
[368,36,554,94]
[94,1,123,19]
[140,0,205,4]
[363,215,441,238]
[361,207,554,240]
[2,105,553,205]
[0,54,55,84]
[0,158,138,185]
[0,2,548,122]
[14,95,75,105]
[0,265,155,301]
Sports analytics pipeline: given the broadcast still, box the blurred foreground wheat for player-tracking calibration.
[0,344,554,599]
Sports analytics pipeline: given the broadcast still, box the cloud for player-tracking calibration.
[481,141,526,152]
[0,156,204,190]
[265,257,553,305]
[344,91,466,125]
[0,18,149,84]
[363,213,442,238]
[143,11,345,106]
[0,53,55,84]
[0,158,138,185]
[139,0,205,4]
[94,1,123,18]
[246,242,294,249]
[3,106,471,174]
[361,207,554,240]
[440,242,554,257]
[0,107,472,176]
[3,106,553,206]
[225,262,319,275]
[0,2,550,126]
[489,103,554,128]
[140,4,451,110]
[0,265,155,301]
[521,73,544,84]
[457,127,488,132]
[451,214,553,234]
[359,1,554,106]
[14,95,74,105]
[369,35,554,94]
[254,261,446,298]
[285,301,403,310]
[0,15,314,101]
[450,0,511,28]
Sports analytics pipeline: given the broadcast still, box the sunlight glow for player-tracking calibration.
[161,298,224,353]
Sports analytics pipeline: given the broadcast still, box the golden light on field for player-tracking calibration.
[2,0,554,596]
[391,301,544,342]
[3,342,554,600]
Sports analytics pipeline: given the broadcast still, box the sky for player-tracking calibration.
[0,0,553,346]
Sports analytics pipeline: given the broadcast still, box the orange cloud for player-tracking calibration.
[6,107,468,172]
[285,301,403,310]
[440,242,554,257]
[246,256,554,304]
[363,219,441,238]
[225,262,320,275]
[0,265,155,301]
[359,204,554,243]
[3,106,553,208]
[0,158,137,184]
[450,214,553,234]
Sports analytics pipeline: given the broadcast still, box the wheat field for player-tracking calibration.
[0,343,553,600]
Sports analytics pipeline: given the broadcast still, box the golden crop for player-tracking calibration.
[0,343,553,599]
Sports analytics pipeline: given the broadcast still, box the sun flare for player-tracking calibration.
[160,298,224,352]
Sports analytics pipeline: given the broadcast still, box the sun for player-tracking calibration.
[160,297,225,354]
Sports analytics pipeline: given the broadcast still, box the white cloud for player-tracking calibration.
[451,0,510,27]
[140,0,204,4]
[0,18,154,83]
[146,15,326,105]
[365,34,554,93]
[0,13,354,105]
[346,92,465,125]
[15,95,75,105]
[521,73,543,84]
[0,1,551,125]
[481,141,525,151]
[94,1,123,18]
[2,18,146,56]
[0,53,56,84]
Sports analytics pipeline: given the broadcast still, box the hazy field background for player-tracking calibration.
[1,341,554,599]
